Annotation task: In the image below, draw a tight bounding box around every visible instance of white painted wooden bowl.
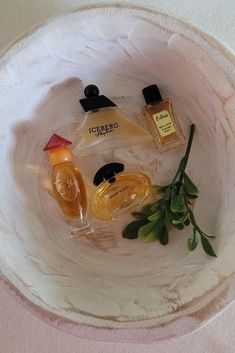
[1,4,235,342]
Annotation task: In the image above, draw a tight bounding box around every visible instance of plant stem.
[177,124,196,186]
[184,195,197,227]
[164,124,196,197]
[183,194,204,235]
[184,124,196,164]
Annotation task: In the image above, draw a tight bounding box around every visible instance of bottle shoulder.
[83,106,117,117]
[143,98,172,114]
[116,172,150,182]
[95,172,150,194]
[52,161,75,172]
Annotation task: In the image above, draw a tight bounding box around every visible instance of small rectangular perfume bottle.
[142,84,185,152]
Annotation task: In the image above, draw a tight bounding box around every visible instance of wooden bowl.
[0,3,235,342]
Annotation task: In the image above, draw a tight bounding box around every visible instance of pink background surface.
[1,1,235,352]
[1,281,235,352]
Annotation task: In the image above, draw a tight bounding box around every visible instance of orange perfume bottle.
[142,85,185,152]
[43,134,90,235]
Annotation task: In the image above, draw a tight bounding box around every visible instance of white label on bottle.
[152,110,176,137]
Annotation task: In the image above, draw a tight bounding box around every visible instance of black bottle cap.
[79,84,116,112]
[142,84,162,105]
[93,163,124,186]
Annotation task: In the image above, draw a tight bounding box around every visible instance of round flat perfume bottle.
[92,163,151,220]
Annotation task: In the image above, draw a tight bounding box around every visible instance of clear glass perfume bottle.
[91,163,151,220]
[43,134,90,236]
[142,84,185,152]
[73,85,153,156]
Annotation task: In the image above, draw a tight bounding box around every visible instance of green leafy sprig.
[122,124,216,257]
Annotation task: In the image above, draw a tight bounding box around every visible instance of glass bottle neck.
[146,99,163,107]
[48,147,73,166]
[86,106,117,115]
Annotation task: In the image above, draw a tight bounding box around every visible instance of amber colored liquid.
[142,99,185,152]
[52,161,87,221]
[74,107,152,156]
[92,173,151,220]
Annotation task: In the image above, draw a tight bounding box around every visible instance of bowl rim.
[0,2,235,343]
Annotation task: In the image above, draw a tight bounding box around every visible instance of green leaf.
[174,181,182,194]
[122,219,148,239]
[164,205,185,230]
[172,212,189,225]
[131,212,147,220]
[148,210,162,221]
[170,185,178,201]
[187,231,198,251]
[164,204,174,225]
[200,235,217,257]
[152,184,170,194]
[141,203,156,216]
[185,191,198,200]
[151,201,161,214]
[159,225,169,245]
[184,218,191,226]
[122,125,217,257]
[199,231,216,239]
[183,173,199,196]
[170,194,185,213]
[138,220,163,243]
[172,222,185,230]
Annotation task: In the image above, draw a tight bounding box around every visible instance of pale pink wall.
[0,281,235,353]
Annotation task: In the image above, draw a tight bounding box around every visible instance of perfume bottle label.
[89,123,119,137]
[54,167,79,201]
[152,110,176,137]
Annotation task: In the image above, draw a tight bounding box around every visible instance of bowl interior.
[0,5,235,334]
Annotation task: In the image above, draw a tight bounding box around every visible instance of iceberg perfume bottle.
[142,84,185,152]
[91,163,151,220]
[73,85,152,156]
[43,134,90,236]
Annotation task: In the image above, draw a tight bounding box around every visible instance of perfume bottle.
[142,84,185,152]
[92,163,151,220]
[73,85,152,156]
[43,134,90,235]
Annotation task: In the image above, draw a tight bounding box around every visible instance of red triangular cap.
[43,134,72,151]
